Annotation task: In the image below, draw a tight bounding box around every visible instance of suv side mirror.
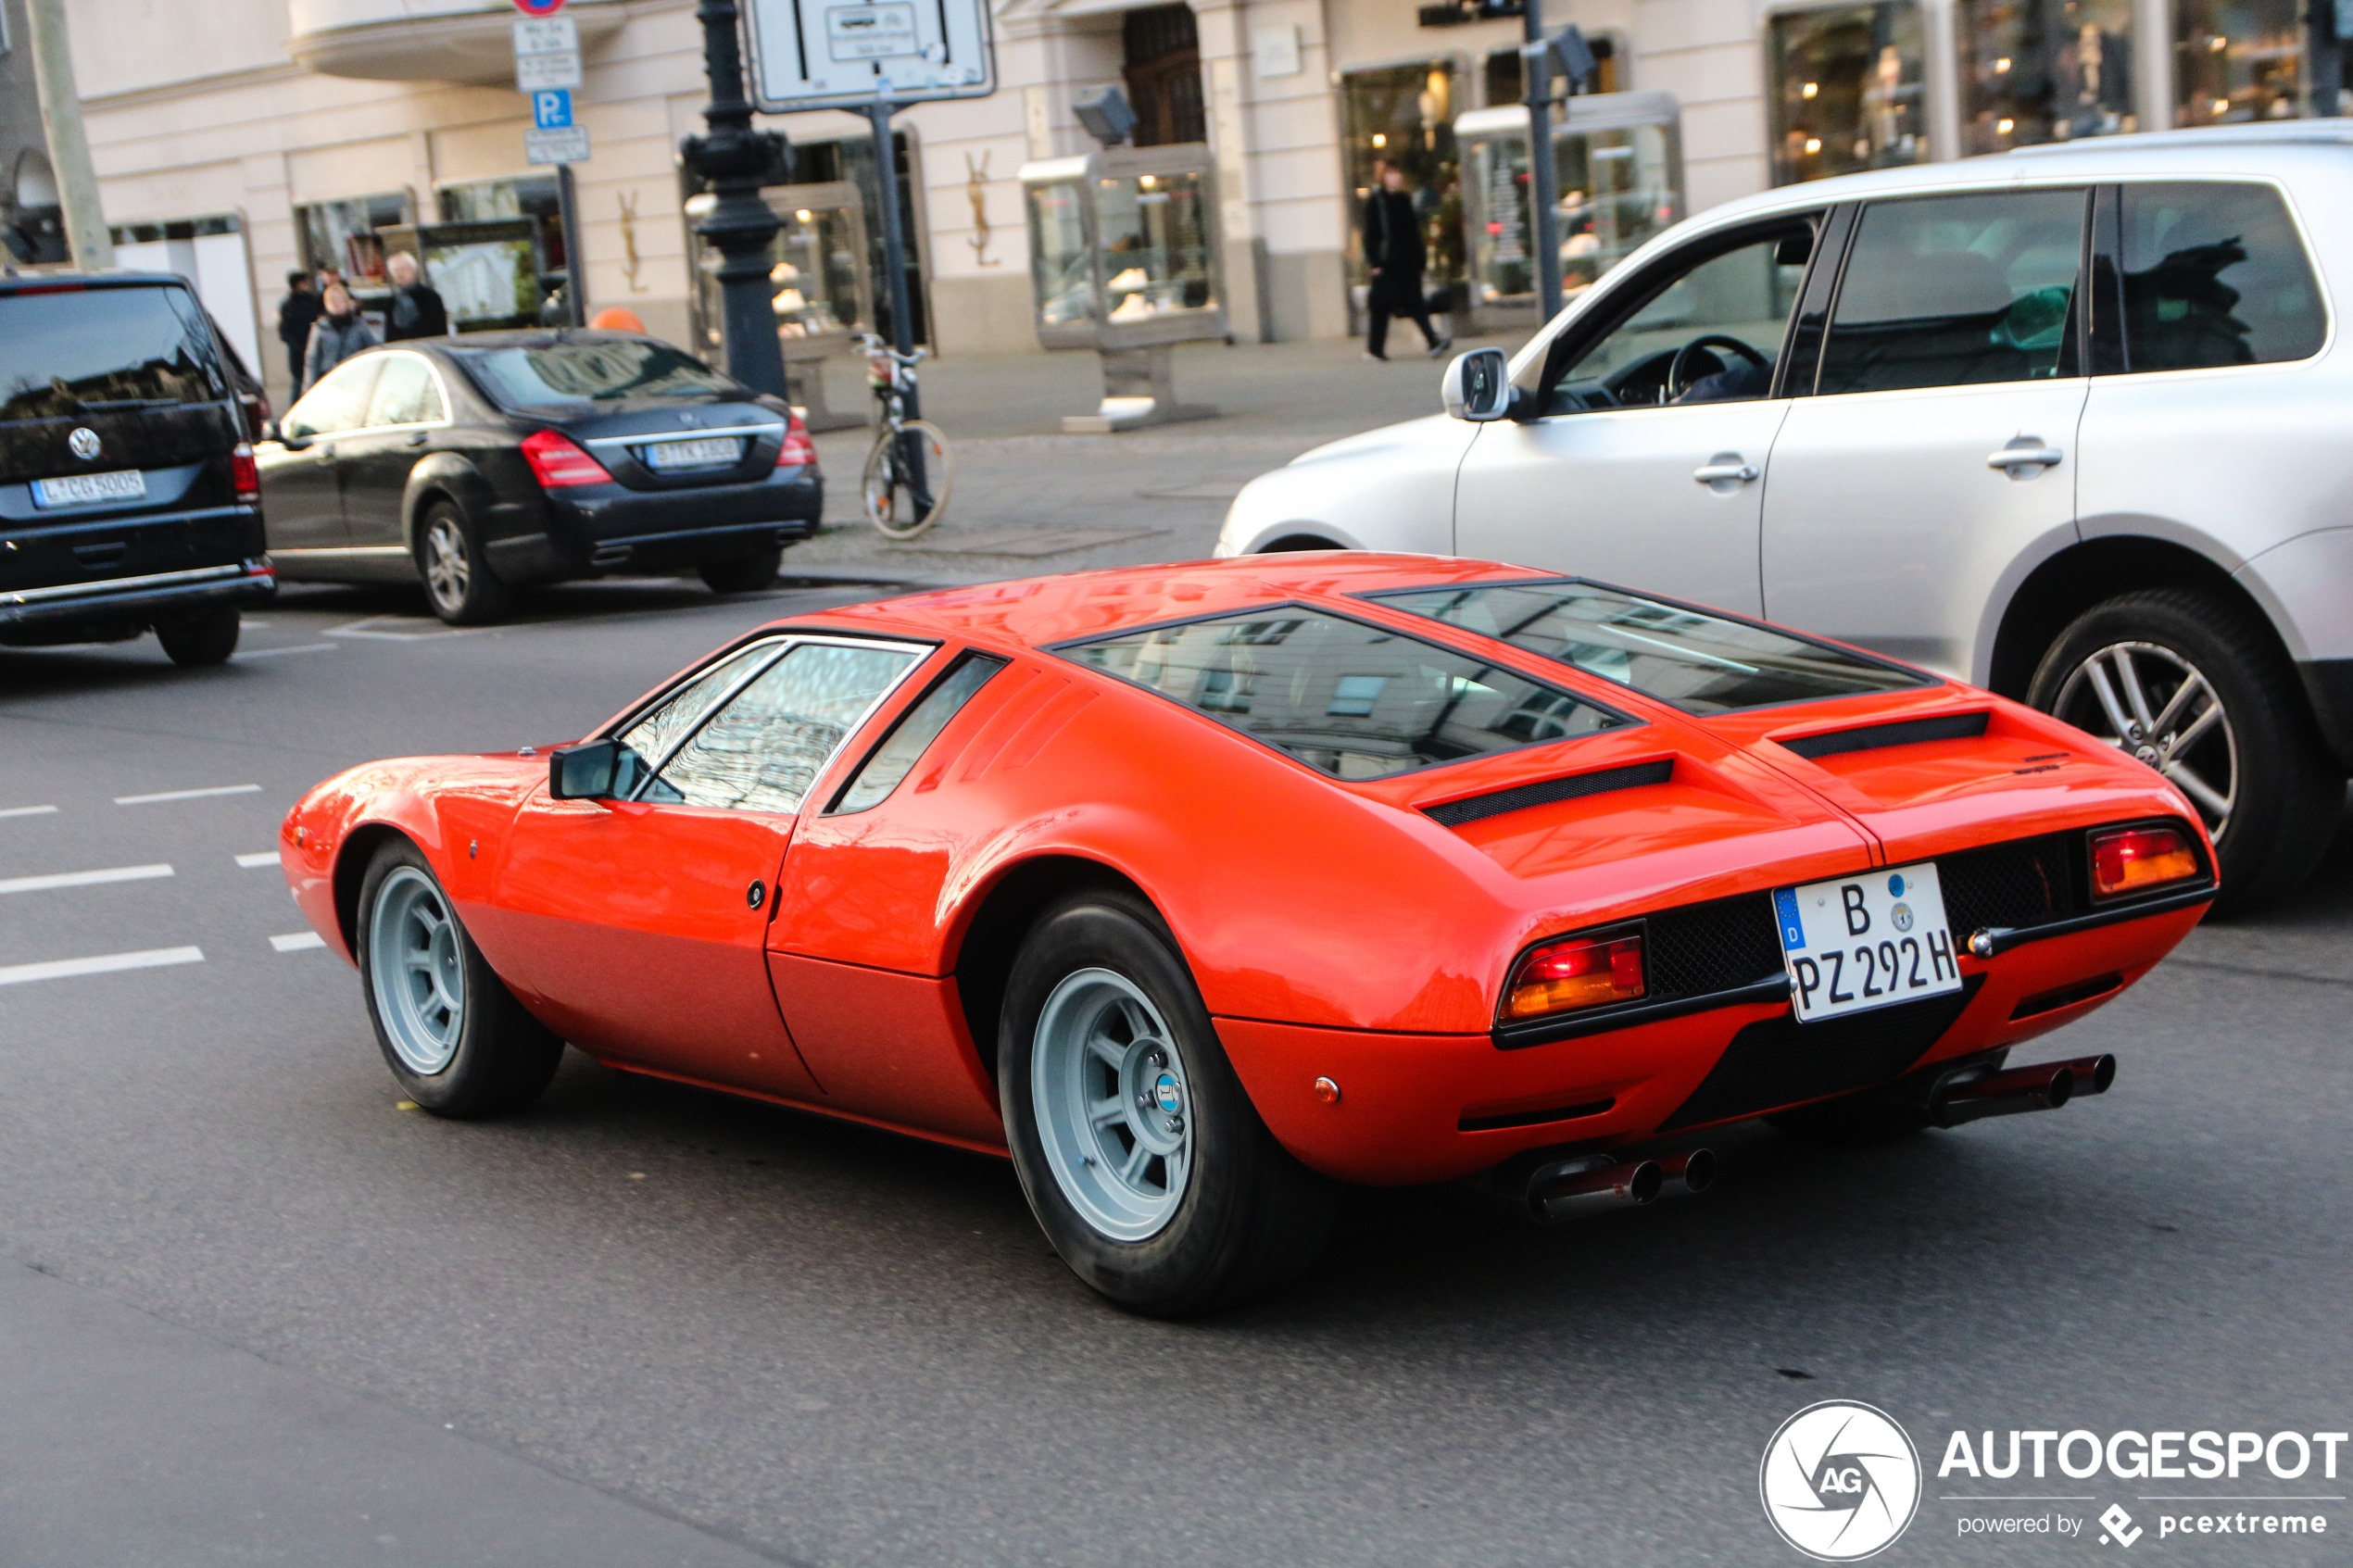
[1442,347,1511,422]
[549,738,620,799]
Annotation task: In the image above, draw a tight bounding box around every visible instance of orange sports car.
[282,556,2214,1314]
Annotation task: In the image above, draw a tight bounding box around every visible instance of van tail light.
[520,429,613,488]
[776,409,816,469]
[1503,927,1646,1021]
[231,442,260,503]
[2090,824,2201,900]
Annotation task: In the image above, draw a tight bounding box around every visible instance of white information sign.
[514,16,582,91]
[525,125,591,166]
[743,0,996,112]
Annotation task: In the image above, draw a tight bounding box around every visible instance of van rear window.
[0,286,225,420]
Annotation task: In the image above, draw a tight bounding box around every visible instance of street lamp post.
[682,0,788,396]
[1522,0,1564,325]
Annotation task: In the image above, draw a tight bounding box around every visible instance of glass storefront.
[1957,0,2138,151]
[1340,60,1465,307]
[296,191,412,290]
[2173,0,2304,123]
[1017,146,1222,350]
[686,185,872,363]
[1766,3,1931,184]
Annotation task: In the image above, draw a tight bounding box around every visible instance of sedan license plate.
[1774,862,1961,1023]
[644,436,742,471]
[31,470,146,508]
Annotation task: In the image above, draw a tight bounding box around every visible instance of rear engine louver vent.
[1776,710,1989,760]
[1423,759,1673,828]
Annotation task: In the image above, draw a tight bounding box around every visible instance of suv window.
[1817,188,2086,395]
[365,355,446,428]
[1543,226,1812,413]
[283,357,383,439]
[2114,182,2323,373]
[0,284,226,420]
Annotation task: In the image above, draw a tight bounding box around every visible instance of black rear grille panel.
[1938,833,2079,934]
[1778,710,1990,759]
[1424,759,1673,828]
[1658,976,1985,1131]
[1644,892,1786,999]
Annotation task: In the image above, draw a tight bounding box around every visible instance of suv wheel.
[2028,587,2344,911]
[418,502,511,625]
[155,606,240,667]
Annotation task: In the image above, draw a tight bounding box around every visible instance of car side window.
[1541,227,1812,415]
[365,355,446,428]
[646,642,923,813]
[829,653,1009,814]
[283,358,382,438]
[1816,188,2086,395]
[2114,182,2323,373]
[609,643,780,797]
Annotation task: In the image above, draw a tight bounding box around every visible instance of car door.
[336,351,449,548]
[1761,186,2092,679]
[1453,216,1822,617]
[492,634,929,1098]
[255,356,380,554]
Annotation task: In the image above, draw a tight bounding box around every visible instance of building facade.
[60,0,2351,405]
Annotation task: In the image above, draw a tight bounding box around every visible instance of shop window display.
[2172,0,2303,125]
[1340,61,1464,307]
[1957,0,2136,153]
[1766,3,1930,185]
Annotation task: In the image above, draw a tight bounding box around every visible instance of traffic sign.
[514,15,582,90]
[742,0,996,112]
[511,0,564,15]
[532,88,573,130]
[525,124,591,166]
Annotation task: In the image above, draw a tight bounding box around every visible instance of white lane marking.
[236,643,337,660]
[0,805,59,819]
[235,851,282,869]
[114,784,262,806]
[0,947,205,986]
[328,616,480,641]
[270,931,326,953]
[0,863,173,896]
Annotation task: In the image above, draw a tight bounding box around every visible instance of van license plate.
[1774,862,1963,1023]
[32,470,147,508]
[645,437,742,470]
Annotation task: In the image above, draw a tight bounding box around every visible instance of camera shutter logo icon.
[1759,1400,1922,1561]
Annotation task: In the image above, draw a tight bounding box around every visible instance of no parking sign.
[511,0,565,15]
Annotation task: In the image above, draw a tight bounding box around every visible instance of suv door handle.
[1692,459,1760,485]
[1986,444,2063,471]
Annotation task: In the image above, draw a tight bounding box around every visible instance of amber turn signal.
[1503,928,1645,1020]
[2090,824,2200,899]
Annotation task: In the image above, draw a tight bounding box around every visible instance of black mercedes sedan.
[255,331,821,623]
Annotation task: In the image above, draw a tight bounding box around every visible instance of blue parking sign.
[532,89,573,130]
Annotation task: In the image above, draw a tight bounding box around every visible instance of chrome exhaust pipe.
[1527,1155,1662,1223]
[1657,1148,1718,1197]
[1931,1054,2115,1128]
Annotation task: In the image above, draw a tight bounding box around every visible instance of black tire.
[155,605,240,666]
[999,889,1339,1316]
[416,500,511,626]
[356,840,562,1118]
[2026,587,2344,912]
[698,546,783,595]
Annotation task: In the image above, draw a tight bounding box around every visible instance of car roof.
[795,553,1544,653]
[0,270,197,295]
[429,329,670,351]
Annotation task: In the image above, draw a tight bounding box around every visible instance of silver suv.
[1217,124,2353,909]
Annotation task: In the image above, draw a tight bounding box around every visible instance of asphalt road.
[3,578,2349,1567]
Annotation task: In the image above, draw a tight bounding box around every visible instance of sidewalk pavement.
[784,331,1517,588]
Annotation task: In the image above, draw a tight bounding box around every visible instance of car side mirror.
[1442,347,1512,422]
[549,738,620,799]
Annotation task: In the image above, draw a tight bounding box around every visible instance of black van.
[1,272,274,664]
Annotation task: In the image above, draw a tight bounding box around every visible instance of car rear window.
[0,284,226,420]
[453,341,736,408]
[1368,579,1929,715]
[2115,182,2324,372]
[1057,607,1627,779]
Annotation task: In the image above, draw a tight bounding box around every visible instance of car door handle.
[405,432,429,447]
[1692,461,1759,485]
[1986,445,2063,470]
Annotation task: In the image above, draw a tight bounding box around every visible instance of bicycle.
[857,332,952,541]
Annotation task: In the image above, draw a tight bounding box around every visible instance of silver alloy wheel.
[368,866,467,1075]
[2053,639,2239,841]
[1031,967,1193,1242]
[423,515,470,613]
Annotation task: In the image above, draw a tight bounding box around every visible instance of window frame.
[1045,601,1642,783]
[2085,176,2334,381]
[824,649,1012,815]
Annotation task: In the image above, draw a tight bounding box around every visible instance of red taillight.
[231,442,259,503]
[1503,927,1646,1021]
[520,429,613,488]
[2091,824,2201,899]
[776,409,815,469]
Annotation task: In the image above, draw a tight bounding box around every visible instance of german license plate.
[644,436,742,470]
[31,470,146,508]
[1774,862,1962,1023]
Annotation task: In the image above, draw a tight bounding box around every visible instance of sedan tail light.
[521,429,614,488]
[1503,926,1646,1021]
[2090,823,2201,899]
[776,409,815,469]
[231,442,260,503]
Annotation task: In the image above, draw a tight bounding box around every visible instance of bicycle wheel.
[862,420,954,541]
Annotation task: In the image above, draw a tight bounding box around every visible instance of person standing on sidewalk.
[275,271,323,389]
[1361,164,1451,362]
[301,281,378,392]
[382,251,448,341]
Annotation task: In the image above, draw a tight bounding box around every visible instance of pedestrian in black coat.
[383,251,450,341]
[276,271,324,387]
[1361,165,1452,361]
